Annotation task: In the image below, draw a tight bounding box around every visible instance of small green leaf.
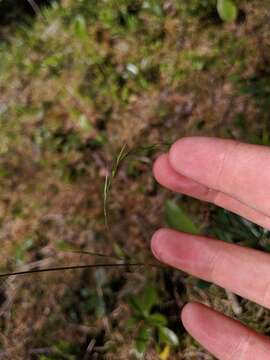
[127,316,138,328]
[135,326,151,354]
[78,114,93,132]
[197,279,212,289]
[147,313,167,327]
[165,200,199,235]
[113,243,126,259]
[217,0,238,22]
[14,238,34,264]
[74,15,87,38]
[142,284,158,314]
[158,326,179,347]
[128,295,143,315]
[56,241,76,251]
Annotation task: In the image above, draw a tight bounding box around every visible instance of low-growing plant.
[238,75,270,112]
[128,284,179,359]
[207,207,270,251]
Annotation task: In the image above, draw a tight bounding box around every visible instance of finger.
[169,137,270,217]
[153,154,270,229]
[181,302,270,360]
[151,229,270,309]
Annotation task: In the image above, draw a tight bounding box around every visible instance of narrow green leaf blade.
[165,200,199,235]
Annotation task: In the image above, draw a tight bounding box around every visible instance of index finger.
[169,137,270,217]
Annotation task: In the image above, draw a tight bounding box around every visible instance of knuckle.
[208,248,223,283]
[216,141,241,190]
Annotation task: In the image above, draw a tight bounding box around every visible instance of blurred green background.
[0,0,270,359]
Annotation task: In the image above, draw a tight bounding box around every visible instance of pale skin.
[151,137,270,359]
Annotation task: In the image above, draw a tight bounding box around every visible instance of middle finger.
[151,228,270,309]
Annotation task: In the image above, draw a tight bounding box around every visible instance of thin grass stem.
[0,263,161,278]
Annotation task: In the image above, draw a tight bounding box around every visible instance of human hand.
[151,137,270,359]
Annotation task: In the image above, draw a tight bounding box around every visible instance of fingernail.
[151,229,205,272]
[151,229,164,262]
[151,228,183,266]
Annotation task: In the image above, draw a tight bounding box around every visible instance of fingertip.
[169,136,236,190]
[181,302,202,331]
[169,137,198,174]
[152,152,198,194]
[150,228,170,261]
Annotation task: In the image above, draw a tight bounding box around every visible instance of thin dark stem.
[0,263,161,278]
[64,250,118,259]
